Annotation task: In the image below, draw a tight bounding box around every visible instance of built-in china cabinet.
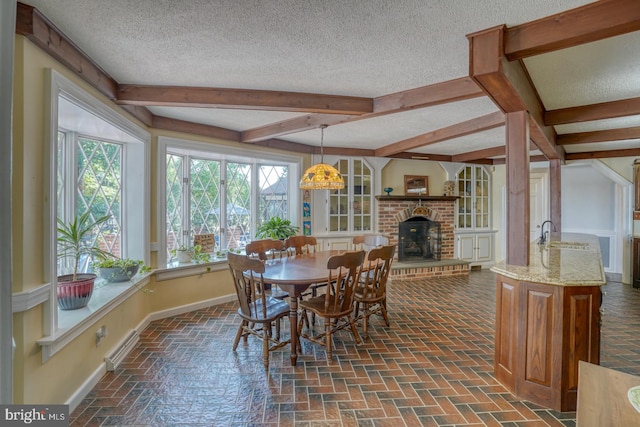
[442,163,495,266]
[312,156,388,250]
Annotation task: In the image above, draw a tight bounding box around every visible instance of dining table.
[261,250,345,366]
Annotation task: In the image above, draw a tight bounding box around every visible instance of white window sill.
[37,259,230,362]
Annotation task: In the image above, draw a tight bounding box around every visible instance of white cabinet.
[456,232,493,265]
[316,237,352,251]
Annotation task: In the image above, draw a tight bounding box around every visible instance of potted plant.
[255,217,299,240]
[56,212,111,310]
[170,244,211,264]
[94,257,150,282]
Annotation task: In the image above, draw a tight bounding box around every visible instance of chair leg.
[263,322,271,370]
[380,300,390,326]
[349,314,362,345]
[233,321,246,351]
[362,303,370,340]
[325,319,332,360]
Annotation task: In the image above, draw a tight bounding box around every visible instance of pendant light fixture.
[299,125,345,190]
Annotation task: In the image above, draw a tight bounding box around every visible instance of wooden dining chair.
[284,235,318,255]
[227,252,291,370]
[352,234,389,251]
[297,250,365,361]
[245,238,286,260]
[285,235,325,324]
[353,245,395,340]
[246,239,288,298]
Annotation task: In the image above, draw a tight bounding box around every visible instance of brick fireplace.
[376,195,469,278]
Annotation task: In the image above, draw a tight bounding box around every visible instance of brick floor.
[69,270,640,426]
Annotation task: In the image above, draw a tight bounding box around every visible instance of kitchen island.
[491,233,605,412]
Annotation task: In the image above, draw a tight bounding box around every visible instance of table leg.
[289,294,299,365]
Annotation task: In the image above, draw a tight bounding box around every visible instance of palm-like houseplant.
[57,212,112,310]
[255,217,299,240]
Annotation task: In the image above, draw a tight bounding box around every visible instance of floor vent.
[105,330,139,372]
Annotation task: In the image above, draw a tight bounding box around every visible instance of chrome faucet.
[538,220,557,245]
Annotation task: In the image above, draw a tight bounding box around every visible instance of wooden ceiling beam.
[467,26,564,162]
[15,2,154,126]
[491,154,547,165]
[116,84,373,115]
[452,146,505,163]
[545,97,640,125]
[15,3,116,99]
[374,111,504,157]
[152,116,241,141]
[241,114,354,142]
[373,77,484,113]
[386,152,454,163]
[558,126,640,145]
[240,77,484,143]
[565,147,640,161]
[504,0,640,60]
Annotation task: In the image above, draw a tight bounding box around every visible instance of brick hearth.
[376,196,469,278]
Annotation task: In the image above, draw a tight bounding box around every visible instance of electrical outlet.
[95,325,108,346]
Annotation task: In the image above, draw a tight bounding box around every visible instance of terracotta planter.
[57,273,96,310]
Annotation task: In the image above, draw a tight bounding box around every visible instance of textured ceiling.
[21,0,640,160]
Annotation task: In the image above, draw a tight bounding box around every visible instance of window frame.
[157,136,302,266]
[43,69,150,355]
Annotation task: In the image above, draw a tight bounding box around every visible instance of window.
[159,137,301,264]
[45,69,149,340]
[57,133,124,275]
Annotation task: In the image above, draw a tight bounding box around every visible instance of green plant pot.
[99,265,140,282]
[57,273,96,310]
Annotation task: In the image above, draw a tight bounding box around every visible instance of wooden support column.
[549,159,562,238]
[506,111,530,266]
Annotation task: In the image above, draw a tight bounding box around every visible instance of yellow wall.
[9,36,279,405]
[381,159,447,195]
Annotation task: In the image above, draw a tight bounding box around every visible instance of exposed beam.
[15,2,154,126]
[491,154,547,165]
[251,138,314,154]
[15,3,116,98]
[558,126,640,145]
[451,146,505,163]
[505,111,530,266]
[549,159,562,238]
[565,147,640,160]
[116,84,373,115]
[467,26,563,161]
[387,152,454,163]
[545,97,640,126]
[322,146,376,157]
[152,116,240,142]
[505,0,640,60]
[241,114,354,142]
[375,111,504,157]
[373,77,484,113]
[529,116,564,161]
[241,77,484,143]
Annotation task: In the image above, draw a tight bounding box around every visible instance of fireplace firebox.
[398,217,441,262]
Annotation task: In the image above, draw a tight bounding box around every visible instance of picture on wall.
[404,175,429,195]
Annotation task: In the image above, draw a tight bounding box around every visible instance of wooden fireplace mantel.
[375,195,459,201]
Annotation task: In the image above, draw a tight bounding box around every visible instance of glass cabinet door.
[328,158,373,233]
[474,167,489,228]
[456,165,490,230]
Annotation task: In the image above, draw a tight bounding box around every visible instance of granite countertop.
[491,233,606,287]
